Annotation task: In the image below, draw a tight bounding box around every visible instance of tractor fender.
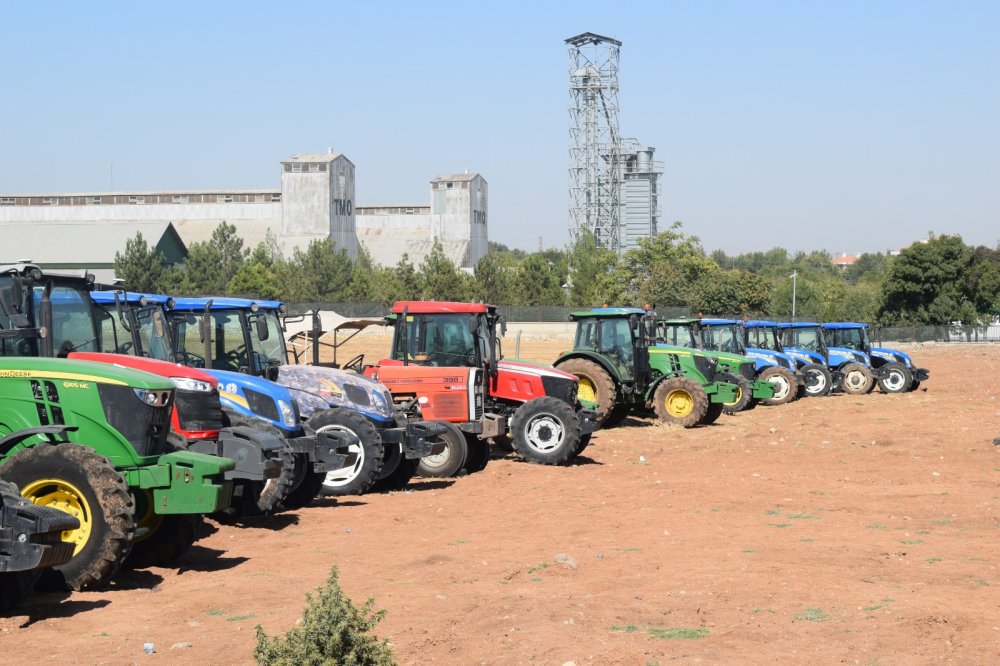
[553,351,627,384]
[642,370,685,401]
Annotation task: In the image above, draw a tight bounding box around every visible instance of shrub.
[254,566,396,665]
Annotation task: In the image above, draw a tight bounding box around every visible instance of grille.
[98,384,173,457]
[175,388,225,432]
[692,354,714,380]
[343,383,371,407]
[245,388,280,422]
[473,369,484,419]
[541,375,577,407]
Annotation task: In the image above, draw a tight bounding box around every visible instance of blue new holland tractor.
[744,320,828,398]
[823,322,929,393]
[778,322,876,395]
[698,318,800,406]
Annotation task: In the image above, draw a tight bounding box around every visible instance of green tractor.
[553,308,740,428]
[0,265,233,590]
[657,317,775,414]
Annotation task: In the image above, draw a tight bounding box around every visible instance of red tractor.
[362,301,598,473]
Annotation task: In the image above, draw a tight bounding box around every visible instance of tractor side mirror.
[499,315,507,337]
[152,310,166,339]
[629,314,639,330]
[468,314,478,334]
[255,316,269,341]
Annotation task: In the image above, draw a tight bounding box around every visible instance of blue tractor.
[698,318,800,406]
[165,297,446,497]
[778,322,875,395]
[744,320,829,398]
[90,290,358,510]
[823,322,929,393]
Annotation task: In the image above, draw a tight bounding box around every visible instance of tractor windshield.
[392,313,479,367]
[703,324,745,354]
[830,327,870,353]
[94,301,174,361]
[782,326,827,353]
[0,275,99,357]
[657,322,701,348]
[248,310,288,367]
[745,325,781,351]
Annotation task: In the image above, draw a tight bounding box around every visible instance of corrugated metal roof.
[0,189,278,197]
[0,221,183,263]
[431,173,482,183]
[282,152,341,163]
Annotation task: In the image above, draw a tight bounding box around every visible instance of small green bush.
[254,566,396,666]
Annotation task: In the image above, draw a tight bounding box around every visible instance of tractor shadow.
[208,512,301,532]
[13,593,112,627]
[396,479,457,492]
[175,545,249,575]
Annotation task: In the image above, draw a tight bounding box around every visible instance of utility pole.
[790,271,798,322]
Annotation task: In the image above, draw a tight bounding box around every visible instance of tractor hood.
[744,348,797,372]
[827,346,871,368]
[870,347,913,368]
[783,347,826,367]
[206,369,301,432]
[69,352,217,386]
[276,365,395,423]
[497,359,579,382]
[0,356,175,391]
[703,350,754,368]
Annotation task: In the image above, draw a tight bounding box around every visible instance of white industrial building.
[0,151,488,280]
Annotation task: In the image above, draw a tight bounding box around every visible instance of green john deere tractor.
[553,308,740,428]
[658,317,774,414]
[0,265,233,590]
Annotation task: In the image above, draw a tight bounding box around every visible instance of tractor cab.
[566,307,654,388]
[699,319,747,355]
[778,322,830,366]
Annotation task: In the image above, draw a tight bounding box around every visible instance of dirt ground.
[3,341,999,665]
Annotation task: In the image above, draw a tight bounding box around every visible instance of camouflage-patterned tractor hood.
[276,365,395,423]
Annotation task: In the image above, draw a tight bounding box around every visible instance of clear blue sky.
[2,1,997,256]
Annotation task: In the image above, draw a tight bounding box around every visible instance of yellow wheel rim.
[724,386,743,407]
[21,477,92,556]
[577,376,598,403]
[133,490,162,544]
[665,389,694,417]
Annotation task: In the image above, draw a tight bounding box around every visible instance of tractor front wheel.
[653,377,709,428]
[371,445,421,492]
[310,409,384,496]
[510,397,581,465]
[462,435,491,474]
[554,358,618,427]
[717,372,753,414]
[877,361,913,393]
[0,443,134,591]
[799,363,833,397]
[759,366,797,406]
[840,363,874,395]
[417,422,468,478]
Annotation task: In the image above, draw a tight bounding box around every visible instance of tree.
[419,241,470,301]
[692,269,771,315]
[517,254,564,306]
[228,231,287,299]
[113,232,170,292]
[567,229,618,306]
[474,251,519,305]
[283,239,354,302]
[175,221,250,295]
[879,235,975,324]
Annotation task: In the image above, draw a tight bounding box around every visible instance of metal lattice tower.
[566,32,623,253]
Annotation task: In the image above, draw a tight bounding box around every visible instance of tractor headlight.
[170,377,213,393]
[278,399,297,427]
[371,388,393,417]
[133,388,168,406]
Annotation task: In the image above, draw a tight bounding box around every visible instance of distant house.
[0,220,187,284]
[832,253,858,269]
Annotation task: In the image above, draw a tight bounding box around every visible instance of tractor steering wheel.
[343,354,365,373]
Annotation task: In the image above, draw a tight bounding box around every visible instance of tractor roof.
[822,322,869,329]
[569,307,646,319]
[168,296,284,312]
[91,290,172,306]
[745,320,778,328]
[391,301,493,315]
[700,318,739,326]
[660,317,700,325]
[776,322,822,329]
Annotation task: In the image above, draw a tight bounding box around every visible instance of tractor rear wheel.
[701,401,724,425]
[877,361,912,393]
[510,397,581,465]
[417,422,467,478]
[462,434,491,474]
[653,377,709,428]
[717,372,753,414]
[759,366,797,406]
[602,404,630,428]
[799,363,833,397]
[840,363,874,395]
[310,409,384,496]
[0,443,135,591]
[127,491,201,569]
[554,358,617,427]
[909,379,921,392]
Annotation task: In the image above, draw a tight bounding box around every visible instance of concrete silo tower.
[280,151,359,258]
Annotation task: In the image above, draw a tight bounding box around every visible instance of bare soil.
[3,342,999,665]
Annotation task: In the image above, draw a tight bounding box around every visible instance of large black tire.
[0,443,135,591]
[799,363,833,397]
[370,444,417,492]
[309,409,384,496]
[276,464,325,510]
[717,372,753,414]
[653,377,709,428]
[126,500,202,570]
[701,401,724,425]
[510,397,581,465]
[491,433,514,452]
[575,433,592,455]
[554,358,618,427]
[909,379,922,392]
[417,422,468,478]
[840,362,874,395]
[759,366,797,406]
[462,434,491,474]
[601,404,630,428]
[877,361,912,393]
